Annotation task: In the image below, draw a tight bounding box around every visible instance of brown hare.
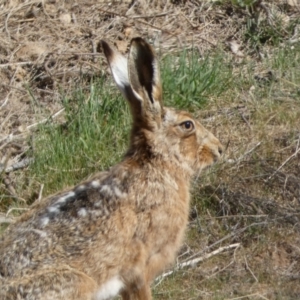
[0,38,223,300]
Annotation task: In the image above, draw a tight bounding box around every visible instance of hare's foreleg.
[121,284,152,300]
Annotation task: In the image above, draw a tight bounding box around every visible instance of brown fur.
[0,38,223,300]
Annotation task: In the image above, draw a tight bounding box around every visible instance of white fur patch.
[40,217,49,228]
[55,191,75,204]
[94,200,102,208]
[93,276,124,300]
[101,185,112,196]
[91,180,101,188]
[47,206,59,214]
[77,208,88,217]
[113,186,126,198]
[76,185,86,192]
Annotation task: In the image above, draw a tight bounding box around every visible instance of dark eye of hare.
[180,121,194,131]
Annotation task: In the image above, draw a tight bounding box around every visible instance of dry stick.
[3,158,34,173]
[0,213,14,224]
[91,40,97,63]
[4,8,12,40]
[0,108,65,147]
[72,13,77,24]
[181,11,198,29]
[0,83,27,93]
[6,207,29,217]
[59,52,102,56]
[155,243,240,283]
[235,142,261,163]
[182,222,267,264]
[131,11,173,19]
[38,184,44,202]
[201,260,235,283]
[226,294,269,300]
[240,113,252,130]
[244,255,258,283]
[202,214,268,220]
[0,61,34,68]
[97,8,176,37]
[266,136,300,181]
[197,34,218,47]
[3,176,17,196]
[0,91,11,108]
[27,108,65,130]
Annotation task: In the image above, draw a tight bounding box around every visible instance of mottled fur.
[0,38,223,300]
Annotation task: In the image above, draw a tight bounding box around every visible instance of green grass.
[29,80,131,196]
[161,50,233,110]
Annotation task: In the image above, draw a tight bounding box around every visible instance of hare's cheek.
[199,145,216,167]
[179,135,198,161]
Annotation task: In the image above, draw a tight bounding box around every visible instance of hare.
[0,37,223,300]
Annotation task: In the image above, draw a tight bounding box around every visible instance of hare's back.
[0,172,136,279]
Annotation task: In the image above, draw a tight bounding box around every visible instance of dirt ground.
[1,0,300,299]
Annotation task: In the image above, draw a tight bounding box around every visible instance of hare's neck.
[121,154,193,185]
[126,129,195,178]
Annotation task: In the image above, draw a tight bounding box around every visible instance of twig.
[38,184,44,202]
[201,214,268,220]
[71,13,77,24]
[6,207,29,217]
[98,8,176,36]
[182,222,267,263]
[3,158,34,173]
[0,91,11,108]
[202,260,235,282]
[91,40,97,63]
[0,213,14,224]
[181,11,198,29]
[240,113,252,130]
[3,176,17,196]
[197,35,217,47]
[244,256,258,282]
[226,293,270,300]
[0,108,65,146]
[235,142,261,163]
[266,136,300,181]
[0,61,34,68]
[178,243,240,269]
[155,243,240,283]
[131,11,173,19]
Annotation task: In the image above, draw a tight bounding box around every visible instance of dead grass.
[1,0,300,299]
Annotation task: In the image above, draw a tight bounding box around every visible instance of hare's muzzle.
[206,134,223,163]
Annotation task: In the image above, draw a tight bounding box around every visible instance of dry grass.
[1,0,300,299]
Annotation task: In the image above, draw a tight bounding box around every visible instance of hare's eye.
[180,121,194,132]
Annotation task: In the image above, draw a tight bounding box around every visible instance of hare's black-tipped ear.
[100,40,142,117]
[129,38,163,127]
[101,38,163,129]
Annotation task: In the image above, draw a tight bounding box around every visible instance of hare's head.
[101,38,222,175]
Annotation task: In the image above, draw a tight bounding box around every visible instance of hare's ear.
[100,40,142,118]
[101,38,163,129]
[128,37,163,128]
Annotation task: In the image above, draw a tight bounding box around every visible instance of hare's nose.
[218,145,223,156]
